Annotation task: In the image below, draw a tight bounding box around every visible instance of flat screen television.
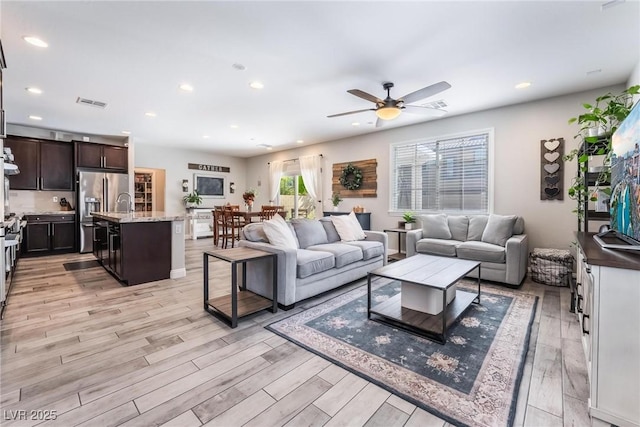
[194,174,225,199]
[594,100,640,251]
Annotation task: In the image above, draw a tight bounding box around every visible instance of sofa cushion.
[448,215,469,242]
[331,212,366,241]
[291,219,329,249]
[319,217,341,243]
[308,243,363,268]
[457,241,506,263]
[243,223,268,242]
[296,249,335,278]
[344,240,384,260]
[514,216,525,235]
[263,214,298,249]
[467,216,489,241]
[419,214,452,239]
[481,214,517,247]
[415,238,460,257]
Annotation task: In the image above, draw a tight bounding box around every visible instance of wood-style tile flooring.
[0,238,590,426]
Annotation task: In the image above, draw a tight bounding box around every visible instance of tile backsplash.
[9,190,75,214]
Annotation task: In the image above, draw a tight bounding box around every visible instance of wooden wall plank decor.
[332,159,377,198]
[540,138,564,200]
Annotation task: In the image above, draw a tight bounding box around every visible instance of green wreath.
[339,163,363,190]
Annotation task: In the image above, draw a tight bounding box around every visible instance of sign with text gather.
[188,163,230,173]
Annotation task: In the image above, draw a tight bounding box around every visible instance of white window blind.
[391,132,490,214]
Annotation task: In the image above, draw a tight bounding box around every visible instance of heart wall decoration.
[540,138,564,200]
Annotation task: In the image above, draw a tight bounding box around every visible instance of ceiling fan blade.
[399,81,451,105]
[327,108,374,118]
[402,105,448,117]
[347,89,384,104]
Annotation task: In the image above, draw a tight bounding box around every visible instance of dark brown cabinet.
[23,214,76,256]
[93,217,171,285]
[76,142,128,172]
[4,136,74,191]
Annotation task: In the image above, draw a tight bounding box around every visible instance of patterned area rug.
[267,279,537,427]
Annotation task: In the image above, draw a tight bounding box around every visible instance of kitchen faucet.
[116,192,134,212]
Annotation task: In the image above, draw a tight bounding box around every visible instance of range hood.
[3,148,20,176]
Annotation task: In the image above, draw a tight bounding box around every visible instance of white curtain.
[268,160,284,203]
[299,155,322,206]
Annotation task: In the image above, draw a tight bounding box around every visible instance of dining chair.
[221,206,243,248]
[259,205,280,221]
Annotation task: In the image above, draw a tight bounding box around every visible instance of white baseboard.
[170,268,186,279]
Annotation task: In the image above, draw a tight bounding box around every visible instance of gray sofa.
[239,217,388,308]
[406,214,528,287]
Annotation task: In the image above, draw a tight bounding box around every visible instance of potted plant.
[403,211,416,230]
[564,85,639,219]
[243,189,256,210]
[183,190,202,209]
[331,192,342,211]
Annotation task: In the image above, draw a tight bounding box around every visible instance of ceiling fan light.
[375,107,401,120]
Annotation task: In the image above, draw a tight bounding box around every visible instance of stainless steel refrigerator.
[78,171,129,253]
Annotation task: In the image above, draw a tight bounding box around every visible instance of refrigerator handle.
[104,177,108,212]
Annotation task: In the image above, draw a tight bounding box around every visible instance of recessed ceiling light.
[179,83,194,92]
[29,115,43,121]
[23,36,48,48]
[203,135,210,139]
[352,122,360,126]
[26,87,43,94]
[249,81,264,90]
[266,146,273,151]
[296,140,304,144]
[230,124,239,129]
[145,112,157,117]
[515,82,531,89]
[121,130,131,135]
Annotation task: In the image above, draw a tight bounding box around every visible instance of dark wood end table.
[203,247,277,328]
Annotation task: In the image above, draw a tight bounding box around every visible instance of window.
[277,161,316,219]
[390,130,491,214]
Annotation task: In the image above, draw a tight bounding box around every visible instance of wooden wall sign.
[332,159,377,198]
[188,163,230,173]
[540,138,564,200]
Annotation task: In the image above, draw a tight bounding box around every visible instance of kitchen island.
[91,211,185,285]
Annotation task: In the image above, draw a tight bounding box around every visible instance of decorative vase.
[333,206,339,212]
[246,201,253,212]
[405,223,413,230]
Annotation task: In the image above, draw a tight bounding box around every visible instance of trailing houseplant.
[564,85,639,218]
[182,190,202,208]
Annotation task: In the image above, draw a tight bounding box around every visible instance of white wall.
[133,143,248,215]
[628,58,640,102]
[246,85,625,252]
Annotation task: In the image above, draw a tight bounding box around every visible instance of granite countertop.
[91,211,185,223]
[21,211,76,215]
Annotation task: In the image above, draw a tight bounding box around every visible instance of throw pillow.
[263,214,298,249]
[419,214,452,239]
[291,219,329,249]
[448,215,469,242]
[331,212,366,241]
[467,216,489,241]
[481,214,517,247]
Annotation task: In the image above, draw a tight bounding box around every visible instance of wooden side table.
[203,247,277,328]
[384,228,409,262]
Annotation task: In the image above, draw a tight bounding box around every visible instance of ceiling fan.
[328,81,451,127]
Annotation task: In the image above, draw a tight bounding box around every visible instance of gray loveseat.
[239,217,388,308]
[406,214,528,287]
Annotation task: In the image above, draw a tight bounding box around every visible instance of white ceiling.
[2,1,639,158]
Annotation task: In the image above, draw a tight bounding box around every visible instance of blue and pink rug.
[267,278,537,427]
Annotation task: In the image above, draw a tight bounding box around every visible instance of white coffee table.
[367,254,481,344]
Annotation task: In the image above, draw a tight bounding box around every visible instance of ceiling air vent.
[76,97,107,109]
[420,99,448,109]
